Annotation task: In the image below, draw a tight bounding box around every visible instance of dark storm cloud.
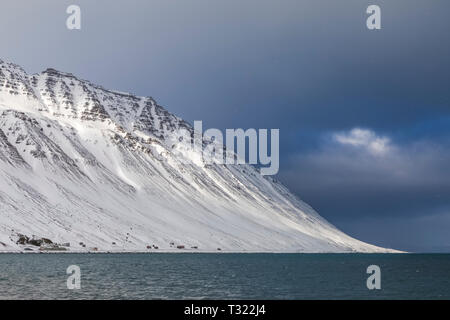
[278,126,450,252]
[280,127,450,218]
[0,0,449,251]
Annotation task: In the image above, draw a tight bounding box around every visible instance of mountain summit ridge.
[0,59,396,252]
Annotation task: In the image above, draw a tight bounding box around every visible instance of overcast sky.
[1,0,449,252]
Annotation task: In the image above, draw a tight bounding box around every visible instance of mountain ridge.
[0,58,398,253]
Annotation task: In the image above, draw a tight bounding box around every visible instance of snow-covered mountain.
[0,59,394,252]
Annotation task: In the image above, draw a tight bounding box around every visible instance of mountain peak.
[42,67,75,78]
[0,59,190,147]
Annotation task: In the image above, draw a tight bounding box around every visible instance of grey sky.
[1,0,449,251]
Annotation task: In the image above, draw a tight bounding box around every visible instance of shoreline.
[0,250,406,254]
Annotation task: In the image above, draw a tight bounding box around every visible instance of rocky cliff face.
[0,59,393,252]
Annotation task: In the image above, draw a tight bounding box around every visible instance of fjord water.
[0,253,448,300]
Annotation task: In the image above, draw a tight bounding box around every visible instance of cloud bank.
[280,128,450,251]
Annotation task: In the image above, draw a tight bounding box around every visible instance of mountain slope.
[0,59,395,252]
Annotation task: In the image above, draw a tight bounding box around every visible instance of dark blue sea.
[0,253,448,299]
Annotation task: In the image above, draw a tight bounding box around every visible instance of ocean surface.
[0,253,448,300]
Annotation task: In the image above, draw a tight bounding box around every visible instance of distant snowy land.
[0,59,398,253]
